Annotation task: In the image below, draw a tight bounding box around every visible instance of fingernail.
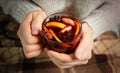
[77,55,81,60]
[32,29,39,35]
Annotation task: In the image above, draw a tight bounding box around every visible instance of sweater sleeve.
[83,0,120,38]
[32,0,66,16]
[0,0,42,23]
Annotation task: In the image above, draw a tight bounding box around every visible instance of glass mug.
[41,13,82,54]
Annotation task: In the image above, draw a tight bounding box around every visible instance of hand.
[17,10,46,58]
[45,22,93,68]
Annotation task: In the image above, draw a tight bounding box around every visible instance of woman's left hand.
[45,22,93,68]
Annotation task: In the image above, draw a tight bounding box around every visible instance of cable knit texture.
[0,0,42,23]
[0,0,120,38]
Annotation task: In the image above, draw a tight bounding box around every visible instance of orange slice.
[60,44,71,48]
[49,29,62,43]
[74,21,80,38]
[59,26,72,34]
[62,17,75,26]
[46,22,66,29]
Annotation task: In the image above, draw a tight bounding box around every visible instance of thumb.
[31,11,46,35]
[75,23,93,60]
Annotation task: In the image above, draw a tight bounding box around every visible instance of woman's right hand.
[17,10,46,58]
[45,22,93,68]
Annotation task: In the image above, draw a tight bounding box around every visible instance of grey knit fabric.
[0,0,42,23]
[0,0,120,38]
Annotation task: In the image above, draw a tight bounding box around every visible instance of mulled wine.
[41,13,82,53]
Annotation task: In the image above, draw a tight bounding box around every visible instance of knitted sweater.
[0,0,120,38]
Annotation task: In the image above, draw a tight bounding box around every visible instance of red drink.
[41,13,82,53]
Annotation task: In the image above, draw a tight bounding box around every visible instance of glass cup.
[41,12,82,54]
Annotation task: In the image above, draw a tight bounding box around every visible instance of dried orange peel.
[49,29,62,43]
[46,22,66,29]
[74,21,80,37]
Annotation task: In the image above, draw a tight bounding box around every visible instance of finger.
[47,50,88,68]
[79,47,92,60]
[49,54,88,68]
[31,11,46,35]
[22,12,33,25]
[51,57,72,68]
[23,44,43,53]
[19,36,43,58]
[24,49,42,59]
[45,48,75,62]
[20,13,40,44]
[49,53,88,68]
[20,31,40,45]
[75,23,93,60]
[48,54,63,67]
[17,13,33,39]
[60,66,72,69]
[65,60,88,66]
[47,53,72,68]
[24,36,40,45]
[21,37,43,58]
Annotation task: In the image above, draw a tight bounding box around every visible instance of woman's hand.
[17,10,46,58]
[45,22,93,68]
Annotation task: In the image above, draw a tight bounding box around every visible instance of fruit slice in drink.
[42,13,82,53]
[46,22,66,29]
